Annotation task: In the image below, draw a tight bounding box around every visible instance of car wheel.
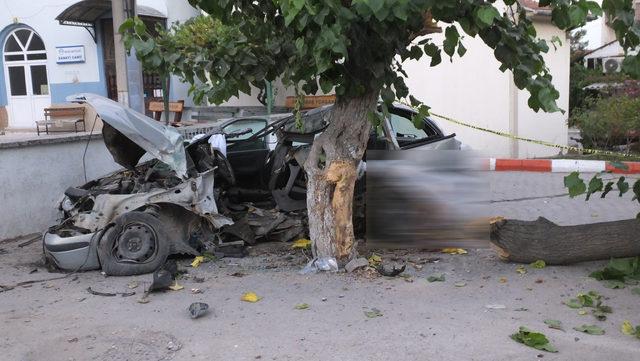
[98,211,169,276]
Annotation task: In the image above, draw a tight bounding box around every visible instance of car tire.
[98,211,169,276]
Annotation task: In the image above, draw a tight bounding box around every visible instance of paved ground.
[0,172,639,361]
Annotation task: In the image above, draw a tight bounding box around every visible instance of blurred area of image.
[366,150,490,249]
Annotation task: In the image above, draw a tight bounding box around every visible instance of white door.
[3,28,50,129]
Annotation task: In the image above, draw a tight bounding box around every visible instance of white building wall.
[403,18,569,158]
[516,22,570,158]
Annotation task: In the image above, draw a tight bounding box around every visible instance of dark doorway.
[100,17,166,112]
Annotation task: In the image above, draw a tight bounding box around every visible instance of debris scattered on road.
[191,288,202,294]
[516,265,527,275]
[191,256,205,268]
[544,319,563,331]
[86,287,135,297]
[531,260,546,269]
[590,257,640,285]
[291,239,311,249]
[441,248,467,255]
[454,282,467,287]
[345,258,369,273]
[427,273,445,282]
[241,292,262,303]
[294,303,309,310]
[510,327,558,353]
[563,291,611,321]
[485,304,506,310]
[168,281,184,291]
[573,325,605,335]
[188,302,209,319]
[499,277,508,283]
[364,308,383,318]
[67,337,78,343]
[193,276,205,283]
[28,268,38,274]
[127,281,139,289]
[621,320,640,339]
[376,264,406,277]
[367,254,382,267]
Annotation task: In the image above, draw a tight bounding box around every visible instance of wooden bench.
[36,107,86,135]
[148,100,189,125]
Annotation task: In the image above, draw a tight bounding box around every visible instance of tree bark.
[305,91,378,266]
[490,217,640,264]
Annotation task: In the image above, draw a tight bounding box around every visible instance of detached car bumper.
[43,231,101,271]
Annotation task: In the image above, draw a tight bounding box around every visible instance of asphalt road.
[0,172,638,361]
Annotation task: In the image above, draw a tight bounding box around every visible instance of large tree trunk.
[491,217,640,264]
[305,91,378,266]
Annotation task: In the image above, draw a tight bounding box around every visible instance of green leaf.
[457,43,467,57]
[364,308,383,318]
[427,273,445,282]
[476,5,501,27]
[294,303,310,310]
[443,26,460,58]
[617,177,630,196]
[380,87,395,105]
[573,325,605,335]
[510,327,558,353]
[423,43,442,67]
[530,260,546,269]
[633,179,640,202]
[564,172,586,198]
[586,175,603,201]
[601,181,615,198]
[544,319,564,331]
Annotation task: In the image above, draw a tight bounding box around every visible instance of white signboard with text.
[56,46,85,64]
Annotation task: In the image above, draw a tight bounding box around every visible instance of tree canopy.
[122,0,640,114]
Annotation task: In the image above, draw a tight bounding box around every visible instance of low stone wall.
[0,133,122,240]
[0,124,220,241]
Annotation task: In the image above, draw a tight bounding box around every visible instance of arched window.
[4,28,47,62]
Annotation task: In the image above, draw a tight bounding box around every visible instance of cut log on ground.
[490,217,640,265]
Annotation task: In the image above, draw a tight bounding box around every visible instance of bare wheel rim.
[113,222,158,264]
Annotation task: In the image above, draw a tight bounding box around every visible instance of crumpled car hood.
[67,93,187,178]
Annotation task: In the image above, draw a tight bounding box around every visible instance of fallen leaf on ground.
[137,297,150,304]
[514,307,528,311]
[516,266,527,275]
[573,325,605,335]
[621,321,635,335]
[368,254,382,267]
[499,277,508,283]
[191,256,205,268]
[364,308,383,318]
[544,319,564,331]
[578,310,587,315]
[535,278,544,284]
[168,281,184,291]
[510,327,558,353]
[127,281,138,289]
[291,239,311,249]
[241,292,262,303]
[427,273,445,282]
[454,282,467,287]
[530,260,546,269]
[441,248,467,255]
[294,303,309,310]
[191,288,202,294]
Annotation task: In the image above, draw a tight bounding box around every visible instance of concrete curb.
[487,158,640,174]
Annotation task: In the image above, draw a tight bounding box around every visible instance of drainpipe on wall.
[508,72,519,158]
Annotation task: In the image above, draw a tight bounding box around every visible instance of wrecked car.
[219,102,462,212]
[43,94,304,276]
